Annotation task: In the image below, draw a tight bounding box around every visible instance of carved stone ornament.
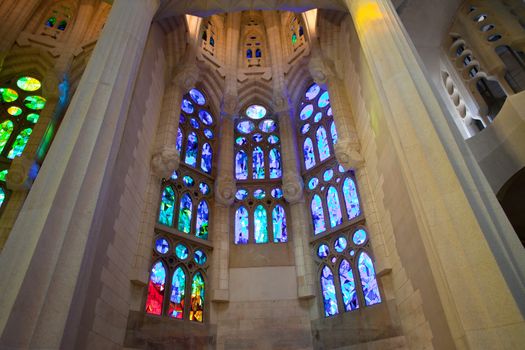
[222,90,238,116]
[334,140,364,170]
[283,171,304,204]
[151,146,180,179]
[215,176,236,206]
[174,64,199,92]
[308,54,331,85]
[6,155,38,191]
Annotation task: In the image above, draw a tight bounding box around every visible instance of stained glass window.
[200,143,212,174]
[339,259,359,311]
[235,206,249,244]
[190,272,205,322]
[178,193,193,234]
[272,205,287,243]
[316,126,330,161]
[343,178,360,220]
[254,205,268,244]
[0,120,14,154]
[311,195,326,235]
[321,265,339,316]
[168,267,186,319]
[159,186,175,226]
[185,132,198,167]
[253,146,265,179]
[145,261,166,315]
[236,150,248,180]
[327,187,343,228]
[269,148,282,179]
[358,252,382,306]
[304,138,316,169]
[196,201,209,239]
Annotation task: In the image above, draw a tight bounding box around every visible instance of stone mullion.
[345,0,525,348]
[0,0,161,347]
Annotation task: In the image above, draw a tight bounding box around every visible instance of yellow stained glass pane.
[7,106,22,116]
[0,88,18,103]
[17,77,41,92]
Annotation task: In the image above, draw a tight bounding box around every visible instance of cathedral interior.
[0,0,525,349]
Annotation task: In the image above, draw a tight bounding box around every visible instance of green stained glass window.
[0,120,14,154]
[0,88,18,103]
[27,114,40,124]
[46,17,57,27]
[0,170,7,182]
[292,33,297,44]
[24,96,47,110]
[17,77,41,92]
[0,187,5,208]
[8,128,32,159]
[190,272,205,322]
[7,107,22,116]
[158,186,175,226]
[178,193,193,234]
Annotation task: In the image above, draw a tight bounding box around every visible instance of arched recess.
[497,167,525,248]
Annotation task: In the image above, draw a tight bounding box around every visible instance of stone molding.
[283,170,304,204]
[215,176,236,206]
[150,145,180,179]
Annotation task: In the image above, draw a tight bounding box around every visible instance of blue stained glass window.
[237,120,255,134]
[190,88,206,105]
[200,142,213,174]
[301,124,311,134]
[199,182,210,195]
[196,201,209,239]
[311,194,326,235]
[269,148,282,179]
[306,83,321,100]
[321,266,339,316]
[246,105,267,119]
[252,133,263,143]
[176,127,183,152]
[178,193,193,234]
[339,259,359,311]
[159,186,175,226]
[183,175,194,187]
[185,132,198,167]
[255,49,262,58]
[204,129,213,139]
[358,252,382,306]
[247,49,253,58]
[300,104,314,120]
[235,150,248,180]
[181,99,194,114]
[323,169,334,181]
[272,205,287,243]
[169,267,186,319]
[236,189,248,200]
[190,118,199,129]
[271,188,283,199]
[259,119,276,133]
[314,112,322,123]
[254,189,266,199]
[318,91,330,108]
[268,135,279,144]
[236,137,247,146]
[308,177,319,190]
[331,121,338,144]
[316,126,330,161]
[343,178,360,220]
[353,229,367,245]
[155,238,169,254]
[304,138,316,170]
[235,206,249,244]
[194,250,207,265]
[317,244,330,259]
[327,187,343,228]
[254,205,268,243]
[253,146,265,179]
[199,110,213,125]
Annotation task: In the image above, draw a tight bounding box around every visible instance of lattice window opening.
[145,233,210,322]
[41,2,74,39]
[177,88,217,177]
[245,36,264,67]
[297,83,337,173]
[201,20,217,56]
[233,186,288,245]
[315,226,382,317]
[158,167,213,241]
[234,105,282,182]
[289,15,306,52]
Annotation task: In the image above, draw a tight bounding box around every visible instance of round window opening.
[246,104,267,120]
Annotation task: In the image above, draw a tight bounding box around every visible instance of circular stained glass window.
[317,243,330,259]
[334,237,347,253]
[181,99,194,114]
[301,124,310,134]
[155,238,169,254]
[259,119,276,133]
[246,105,267,119]
[318,91,330,108]
[308,177,319,190]
[268,135,279,144]
[183,175,195,187]
[314,112,322,123]
[198,110,213,125]
[323,169,334,181]
[353,229,367,245]
[271,188,283,199]
[17,77,41,92]
[237,120,255,134]
[175,243,189,260]
[0,88,19,103]
[24,96,46,110]
[350,250,355,256]
[190,118,199,129]
[306,83,321,101]
[189,88,206,105]
[204,129,214,139]
[194,249,207,265]
[252,133,263,142]
[27,113,39,124]
[236,189,248,200]
[236,136,247,146]
[338,165,346,173]
[7,106,22,116]
[300,104,313,120]
[254,189,266,199]
[171,171,178,180]
[199,182,211,195]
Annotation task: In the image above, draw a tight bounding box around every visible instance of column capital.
[173,63,199,92]
[150,145,180,179]
[283,171,304,204]
[221,89,239,116]
[308,52,335,86]
[334,140,364,170]
[215,176,236,206]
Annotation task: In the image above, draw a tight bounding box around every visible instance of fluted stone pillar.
[211,107,236,302]
[0,0,160,348]
[345,0,525,347]
[309,53,364,170]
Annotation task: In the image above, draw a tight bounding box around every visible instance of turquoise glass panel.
[318,91,330,108]
[0,187,5,208]
[343,178,360,220]
[158,186,175,226]
[321,265,339,317]
[358,252,382,306]
[235,189,248,200]
[168,267,186,319]
[353,229,367,245]
[175,243,189,260]
[194,250,207,265]
[327,187,343,228]
[254,205,268,243]
[196,200,209,239]
[235,206,249,244]
[339,259,359,311]
[300,104,313,120]
[177,193,193,234]
[272,205,287,243]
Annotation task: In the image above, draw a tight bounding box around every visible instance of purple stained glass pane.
[235,150,248,180]
[272,205,287,243]
[271,188,283,199]
[303,138,316,170]
[235,206,249,244]
[181,99,194,114]
[236,136,247,146]
[331,121,338,144]
[176,127,183,152]
[358,252,382,306]
[334,236,347,253]
[246,104,267,119]
[306,83,321,100]
[300,104,314,120]
[252,133,263,142]
[198,110,213,125]
[199,182,210,195]
[196,201,209,239]
[185,132,198,167]
[201,143,213,174]
[327,187,343,228]
[254,189,266,199]
[318,91,330,108]
[316,126,330,161]
[321,266,339,317]
[343,178,361,220]
[253,146,265,179]
[311,194,326,235]
[269,148,282,179]
[339,259,359,311]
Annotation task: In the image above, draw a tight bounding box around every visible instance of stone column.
[0,0,160,348]
[309,52,364,170]
[0,0,42,59]
[211,100,237,302]
[345,0,525,347]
